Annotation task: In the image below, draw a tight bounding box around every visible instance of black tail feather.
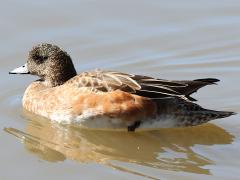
[194,78,220,84]
[133,76,221,101]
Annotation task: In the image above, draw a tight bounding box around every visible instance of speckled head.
[10,43,77,87]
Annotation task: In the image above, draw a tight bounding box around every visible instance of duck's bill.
[9,64,30,74]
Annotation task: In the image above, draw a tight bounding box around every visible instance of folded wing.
[67,70,219,101]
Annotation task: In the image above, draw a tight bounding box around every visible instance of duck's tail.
[178,109,236,126]
[174,78,220,101]
[134,76,220,101]
[154,97,236,127]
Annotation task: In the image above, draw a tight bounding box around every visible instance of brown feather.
[66,70,220,101]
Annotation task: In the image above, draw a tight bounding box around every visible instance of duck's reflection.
[5,110,234,175]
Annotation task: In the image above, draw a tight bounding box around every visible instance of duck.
[9,43,235,131]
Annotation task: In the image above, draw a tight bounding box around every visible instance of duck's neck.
[45,66,77,87]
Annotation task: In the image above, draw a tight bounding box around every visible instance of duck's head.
[9,43,77,87]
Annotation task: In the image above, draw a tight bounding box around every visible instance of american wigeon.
[10,43,235,131]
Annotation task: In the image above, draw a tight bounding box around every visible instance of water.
[1,0,240,179]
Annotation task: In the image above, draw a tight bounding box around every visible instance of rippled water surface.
[1,0,240,179]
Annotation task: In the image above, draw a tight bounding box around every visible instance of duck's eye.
[42,56,48,60]
[33,55,48,64]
